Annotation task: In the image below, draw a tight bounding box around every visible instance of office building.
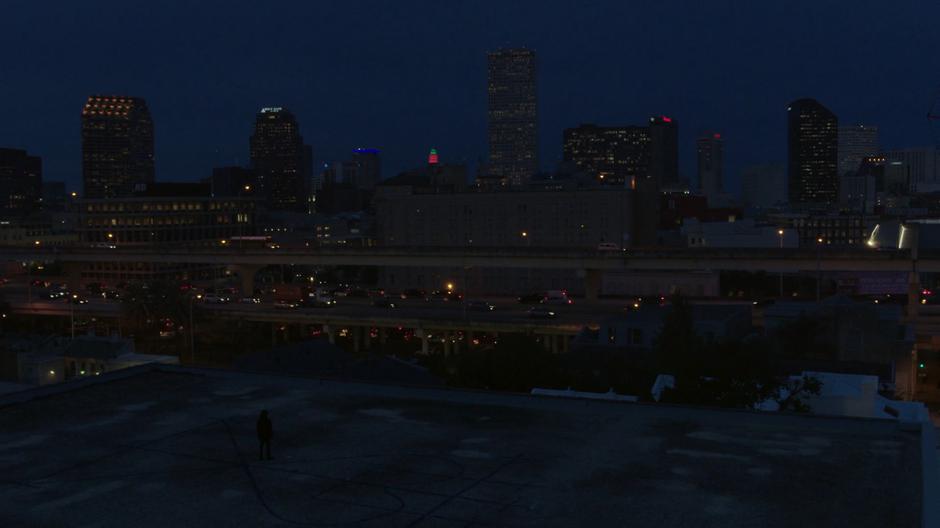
[839,156,880,214]
[41,181,67,211]
[648,116,679,188]
[0,148,42,218]
[562,125,650,186]
[696,132,724,197]
[838,124,879,177]
[882,147,940,192]
[374,183,635,294]
[787,99,838,205]
[249,107,312,211]
[81,96,154,199]
[206,166,256,197]
[347,148,382,190]
[75,183,256,282]
[741,164,786,208]
[487,48,538,186]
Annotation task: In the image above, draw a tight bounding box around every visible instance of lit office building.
[249,107,312,212]
[787,98,838,205]
[81,96,154,199]
[487,48,538,186]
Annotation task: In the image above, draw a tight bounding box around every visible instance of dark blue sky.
[2,1,939,193]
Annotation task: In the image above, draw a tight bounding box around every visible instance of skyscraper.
[487,48,538,186]
[787,98,838,205]
[562,124,650,186]
[0,148,42,218]
[249,107,312,211]
[697,132,724,198]
[838,124,879,177]
[81,95,154,199]
[348,148,382,190]
[648,116,679,189]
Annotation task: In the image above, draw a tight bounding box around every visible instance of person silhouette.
[256,410,273,460]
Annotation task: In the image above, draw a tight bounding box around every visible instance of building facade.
[648,116,679,189]
[696,132,723,198]
[81,96,154,199]
[882,147,940,192]
[787,98,838,205]
[487,48,538,187]
[249,107,312,212]
[374,186,635,294]
[0,148,42,219]
[838,124,879,177]
[562,125,650,186]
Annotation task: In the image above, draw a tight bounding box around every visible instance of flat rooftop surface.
[0,367,922,527]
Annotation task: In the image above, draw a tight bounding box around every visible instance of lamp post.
[816,236,824,302]
[70,294,77,339]
[189,294,201,364]
[777,229,785,297]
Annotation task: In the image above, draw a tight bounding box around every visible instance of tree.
[121,281,190,341]
[654,293,823,412]
[446,334,563,392]
[775,375,823,412]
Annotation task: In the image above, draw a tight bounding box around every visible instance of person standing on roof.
[256,410,273,460]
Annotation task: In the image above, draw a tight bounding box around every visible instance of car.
[367,288,386,298]
[597,242,620,251]
[68,296,88,305]
[274,300,299,310]
[528,306,556,319]
[240,296,261,304]
[517,293,544,304]
[202,294,230,304]
[465,300,495,311]
[303,293,336,308]
[102,290,121,300]
[373,296,396,309]
[542,290,573,305]
[399,288,428,300]
[430,290,463,302]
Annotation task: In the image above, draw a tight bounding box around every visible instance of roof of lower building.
[0,365,926,527]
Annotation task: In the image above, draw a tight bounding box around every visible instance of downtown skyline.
[1,1,938,193]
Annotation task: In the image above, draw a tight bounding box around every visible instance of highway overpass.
[1,244,930,271]
[2,245,927,300]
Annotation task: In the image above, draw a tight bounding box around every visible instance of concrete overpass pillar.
[562,335,570,353]
[550,334,559,354]
[364,327,372,350]
[352,327,361,353]
[231,264,263,296]
[584,269,603,302]
[379,327,387,346]
[416,328,428,355]
[324,324,335,345]
[443,331,451,356]
[907,271,921,320]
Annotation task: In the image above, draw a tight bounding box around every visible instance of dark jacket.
[256,412,273,440]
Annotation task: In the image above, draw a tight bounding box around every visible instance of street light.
[189,294,201,364]
[777,229,785,296]
[70,294,77,339]
[816,236,824,302]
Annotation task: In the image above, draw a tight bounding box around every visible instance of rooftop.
[0,366,925,527]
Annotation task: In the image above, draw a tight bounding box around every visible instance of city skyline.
[1,1,938,193]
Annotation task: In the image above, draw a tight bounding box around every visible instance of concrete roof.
[0,366,923,527]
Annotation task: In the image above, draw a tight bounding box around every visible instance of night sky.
[2,0,939,193]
